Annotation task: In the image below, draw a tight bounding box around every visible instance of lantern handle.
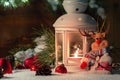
[79,29,95,37]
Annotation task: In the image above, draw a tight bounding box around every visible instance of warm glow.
[74,48,79,58]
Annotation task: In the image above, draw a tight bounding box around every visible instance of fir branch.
[34,25,55,66]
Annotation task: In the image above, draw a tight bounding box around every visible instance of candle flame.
[74,48,79,58]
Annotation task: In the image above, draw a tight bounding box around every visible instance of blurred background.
[0,0,120,62]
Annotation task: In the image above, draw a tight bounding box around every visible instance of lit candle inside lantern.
[68,47,82,65]
[73,48,83,58]
[74,48,79,58]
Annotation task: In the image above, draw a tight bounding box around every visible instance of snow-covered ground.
[1,68,120,80]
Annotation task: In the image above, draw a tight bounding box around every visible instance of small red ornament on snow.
[30,65,37,71]
[24,56,38,69]
[55,64,67,74]
[0,58,12,74]
[80,61,87,69]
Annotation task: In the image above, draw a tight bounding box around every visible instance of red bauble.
[30,65,37,71]
[80,61,87,69]
[55,64,67,73]
[0,58,12,74]
[24,56,37,69]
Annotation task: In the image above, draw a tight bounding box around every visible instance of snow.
[1,69,120,80]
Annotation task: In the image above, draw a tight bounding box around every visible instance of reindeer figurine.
[79,20,112,71]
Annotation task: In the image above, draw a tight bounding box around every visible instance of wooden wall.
[103,0,120,62]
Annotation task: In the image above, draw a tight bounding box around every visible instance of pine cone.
[36,65,52,76]
[0,66,3,78]
[6,55,15,69]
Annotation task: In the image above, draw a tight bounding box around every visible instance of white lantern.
[53,0,97,66]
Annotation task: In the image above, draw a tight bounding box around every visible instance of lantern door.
[66,31,83,65]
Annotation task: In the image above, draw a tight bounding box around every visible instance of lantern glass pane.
[67,32,83,58]
[56,33,63,63]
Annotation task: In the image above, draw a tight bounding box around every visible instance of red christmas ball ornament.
[24,56,37,69]
[0,58,12,74]
[55,64,67,74]
[33,56,38,60]
[30,65,37,71]
[80,61,87,69]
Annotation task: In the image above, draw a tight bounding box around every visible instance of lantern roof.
[53,13,97,31]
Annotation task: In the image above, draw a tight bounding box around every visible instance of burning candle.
[74,48,79,58]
